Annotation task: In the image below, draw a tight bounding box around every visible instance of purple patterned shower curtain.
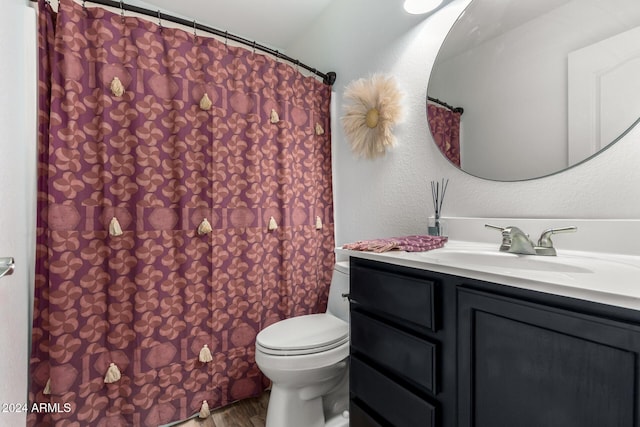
[29,0,335,425]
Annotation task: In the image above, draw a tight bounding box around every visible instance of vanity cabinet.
[348,256,640,427]
[458,286,640,427]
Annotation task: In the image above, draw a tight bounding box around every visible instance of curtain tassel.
[110,76,125,97]
[197,218,212,235]
[199,93,213,111]
[43,378,51,395]
[270,108,280,123]
[104,363,122,384]
[199,344,213,363]
[315,216,323,230]
[315,122,325,135]
[199,400,211,419]
[268,216,278,231]
[109,217,123,236]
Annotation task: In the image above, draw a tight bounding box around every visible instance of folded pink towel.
[343,235,448,253]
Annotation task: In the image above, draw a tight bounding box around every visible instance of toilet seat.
[256,313,349,356]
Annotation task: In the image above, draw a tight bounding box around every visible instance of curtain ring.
[193,20,198,40]
[120,0,125,23]
[157,10,162,29]
[275,50,280,63]
[224,31,228,46]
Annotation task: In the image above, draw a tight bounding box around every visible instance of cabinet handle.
[341,293,351,301]
[0,257,15,280]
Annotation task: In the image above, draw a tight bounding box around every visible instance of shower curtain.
[29,0,335,425]
[427,103,461,166]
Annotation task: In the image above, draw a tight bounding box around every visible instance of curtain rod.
[33,0,337,86]
[428,96,463,114]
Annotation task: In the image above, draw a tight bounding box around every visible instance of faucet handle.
[486,224,538,254]
[485,224,512,252]
[484,224,506,232]
[485,224,531,237]
[485,224,530,235]
[537,226,577,248]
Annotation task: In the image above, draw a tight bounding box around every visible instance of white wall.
[287,0,640,246]
[0,0,36,424]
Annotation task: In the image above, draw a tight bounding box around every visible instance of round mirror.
[427,0,640,181]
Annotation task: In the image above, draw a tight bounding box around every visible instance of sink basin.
[422,249,594,273]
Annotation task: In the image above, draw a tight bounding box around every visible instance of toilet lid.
[256,313,349,356]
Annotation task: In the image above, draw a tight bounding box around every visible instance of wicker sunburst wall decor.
[342,74,403,159]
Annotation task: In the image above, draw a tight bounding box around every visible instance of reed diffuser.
[429,178,449,236]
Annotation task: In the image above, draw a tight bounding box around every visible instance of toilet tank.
[326,261,350,323]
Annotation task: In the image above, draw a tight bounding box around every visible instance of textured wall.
[287,0,640,245]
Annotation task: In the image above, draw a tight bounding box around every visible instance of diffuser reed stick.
[429,178,449,236]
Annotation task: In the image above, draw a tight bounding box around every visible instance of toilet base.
[264,361,349,427]
[265,386,324,427]
[265,389,350,427]
[325,411,350,427]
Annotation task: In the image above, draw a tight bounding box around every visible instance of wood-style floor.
[173,392,269,427]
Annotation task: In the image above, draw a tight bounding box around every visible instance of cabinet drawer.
[351,310,437,394]
[351,264,436,331]
[351,356,437,427]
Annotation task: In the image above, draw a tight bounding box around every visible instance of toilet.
[255,261,350,427]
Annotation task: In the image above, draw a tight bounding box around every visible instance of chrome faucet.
[485,224,577,256]
[485,224,536,255]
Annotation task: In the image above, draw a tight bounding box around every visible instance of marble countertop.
[336,240,640,311]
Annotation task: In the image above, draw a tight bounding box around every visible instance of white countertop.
[337,240,640,311]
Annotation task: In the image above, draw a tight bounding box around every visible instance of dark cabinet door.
[458,287,640,427]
